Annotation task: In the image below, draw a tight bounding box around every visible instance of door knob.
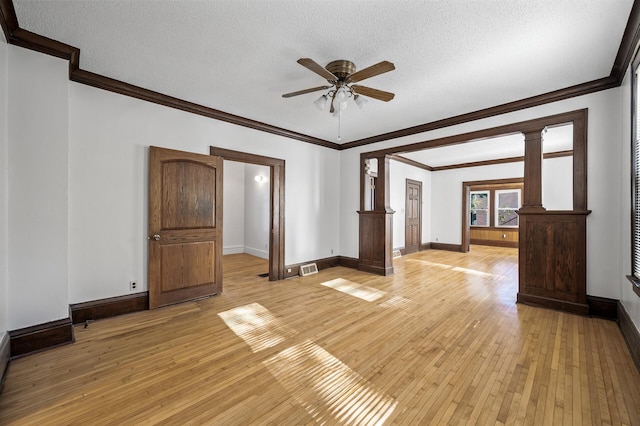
[151,234,161,241]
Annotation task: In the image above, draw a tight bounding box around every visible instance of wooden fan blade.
[282,85,332,98]
[297,58,338,82]
[347,61,395,83]
[351,85,395,102]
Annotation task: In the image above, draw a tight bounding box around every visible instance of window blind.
[633,64,640,279]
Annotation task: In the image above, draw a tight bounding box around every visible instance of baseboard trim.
[9,317,74,359]
[285,256,341,278]
[358,262,394,276]
[470,238,518,249]
[338,256,359,270]
[70,292,149,324]
[587,295,618,321]
[0,333,9,394]
[430,242,464,252]
[618,301,640,372]
[420,242,432,251]
[517,292,589,316]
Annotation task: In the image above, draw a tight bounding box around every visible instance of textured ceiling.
[12,0,634,147]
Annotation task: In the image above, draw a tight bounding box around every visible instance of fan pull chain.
[337,110,342,142]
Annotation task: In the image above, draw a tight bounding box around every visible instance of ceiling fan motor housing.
[326,60,356,81]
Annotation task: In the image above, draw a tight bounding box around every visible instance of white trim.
[244,246,269,259]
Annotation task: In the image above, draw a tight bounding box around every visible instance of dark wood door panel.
[149,146,223,309]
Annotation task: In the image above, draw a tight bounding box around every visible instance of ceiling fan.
[282,58,395,114]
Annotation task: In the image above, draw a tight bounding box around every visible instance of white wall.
[0,34,9,340]
[7,47,69,329]
[389,160,431,249]
[67,82,341,304]
[223,161,245,254]
[430,163,524,244]
[244,164,270,259]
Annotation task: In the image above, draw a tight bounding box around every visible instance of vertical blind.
[634,63,640,279]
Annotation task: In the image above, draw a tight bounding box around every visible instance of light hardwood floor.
[1,246,639,425]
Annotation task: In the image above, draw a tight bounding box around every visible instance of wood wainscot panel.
[517,211,590,315]
[470,228,518,248]
[358,211,394,275]
[9,318,74,358]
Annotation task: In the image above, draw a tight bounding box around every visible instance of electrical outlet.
[287,268,292,273]
[331,249,334,254]
[130,281,137,291]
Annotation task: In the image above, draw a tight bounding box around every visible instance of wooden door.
[148,146,223,309]
[405,179,422,254]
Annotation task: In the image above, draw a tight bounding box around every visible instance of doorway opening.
[210,147,285,281]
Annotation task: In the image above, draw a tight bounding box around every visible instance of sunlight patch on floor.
[378,295,412,310]
[452,266,504,279]
[218,302,296,353]
[406,259,453,269]
[263,339,397,425]
[321,278,386,302]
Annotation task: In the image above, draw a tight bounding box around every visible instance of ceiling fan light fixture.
[354,94,367,109]
[314,94,328,111]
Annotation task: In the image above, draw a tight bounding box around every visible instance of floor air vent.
[393,249,402,258]
[300,263,318,276]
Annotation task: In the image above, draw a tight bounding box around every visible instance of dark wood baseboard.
[284,256,339,278]
[618,301,640,372]
[9,318,74,358]
[470,239,518,249]
[70,292,149,324]
[338,256,359,270]
[357,262,394,276]
[420,243,432,251]
[430,242,464,252]
[0,333,9,394]
[587,295,618,321]
[517,292,589,316]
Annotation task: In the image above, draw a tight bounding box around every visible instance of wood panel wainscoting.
[470,228,518,248]
[2,248,640,424]
[517,211,590,315]
[358,210,394,275]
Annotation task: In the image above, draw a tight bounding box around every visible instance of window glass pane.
[495,189,520,228]
[498,191,518,209]
[470,191,490,227]
[497,209,519,227]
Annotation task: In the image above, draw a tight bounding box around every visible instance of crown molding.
[0,0,339,150]
[2,0,639,151]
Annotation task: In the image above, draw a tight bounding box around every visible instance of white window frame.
[470,191,490,227]
[495,189,521,228]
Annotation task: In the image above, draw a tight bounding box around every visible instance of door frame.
[210,147,285,280]
[405,178,422,254]
[461,177,524,252]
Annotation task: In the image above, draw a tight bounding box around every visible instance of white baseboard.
[223,245,245,255]
[244,246,269,259]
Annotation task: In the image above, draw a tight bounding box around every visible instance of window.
[631,56,640,289]
[495,189,521,227]
[470,191,490,227]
